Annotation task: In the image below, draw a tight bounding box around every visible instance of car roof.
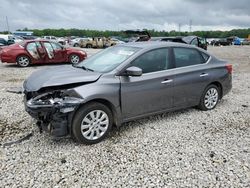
[119,41,196,49]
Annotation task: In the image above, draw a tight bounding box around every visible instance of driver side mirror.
[122,66,142,77]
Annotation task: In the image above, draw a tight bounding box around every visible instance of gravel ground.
[0,46,250,187]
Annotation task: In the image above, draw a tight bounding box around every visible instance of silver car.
[23,42,232,144]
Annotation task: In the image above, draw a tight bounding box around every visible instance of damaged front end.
[24,90,84,137]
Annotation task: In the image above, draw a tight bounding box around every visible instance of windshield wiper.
[72,64,94,72]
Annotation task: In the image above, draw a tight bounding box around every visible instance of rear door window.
[173,48,206,68]
[26,42,40,59]
[51,42,62,50]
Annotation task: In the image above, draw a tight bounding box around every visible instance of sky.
[0,0,249,32]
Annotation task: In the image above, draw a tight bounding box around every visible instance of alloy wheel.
[17,56,30,67]
[70,55,80,64]
[204,88,219,109]
[80,110,109,140]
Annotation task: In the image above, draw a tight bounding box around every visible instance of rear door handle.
[200,73,209,77]
[161,79,173,84]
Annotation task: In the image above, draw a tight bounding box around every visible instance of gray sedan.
[23,42,232,144]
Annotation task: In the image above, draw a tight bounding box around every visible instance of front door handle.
[161,79,173,84]
[200,73,209,77]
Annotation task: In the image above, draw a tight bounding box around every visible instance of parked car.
[151,36,208,50]
[0,38,15,46]
[241,39,250,45]
[110,38,125,44]
[57,37,67,45]
[23,42,232,144]
[12,36,24,43]
[70,38,88,47]
[22,36,37,40]
[124,30,151,42]
[233,37,244,45]
[0,40,87,67]
[0,34,15,41]
[212,38,231,46]
[79,37,117,48]
[43,36,57,41]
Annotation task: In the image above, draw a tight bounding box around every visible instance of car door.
[26,42,43,63]
[172,47,211,108]
[43,42,55,63]
[50,42,65,62]
[120,48,175,120]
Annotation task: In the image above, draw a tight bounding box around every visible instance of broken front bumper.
[24,95,84,137]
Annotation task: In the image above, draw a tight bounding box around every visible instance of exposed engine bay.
[25,89,84,137]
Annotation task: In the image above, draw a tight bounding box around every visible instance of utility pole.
[6,16,10,34]
[189,19,192,33]
[178,23,181,35]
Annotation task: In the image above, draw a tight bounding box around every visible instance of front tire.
[69,54,80,64]
[17,55,30,67]
[72,102,113,144]
[198,84,220,111]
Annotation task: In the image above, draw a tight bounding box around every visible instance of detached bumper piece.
[25,94,84,137]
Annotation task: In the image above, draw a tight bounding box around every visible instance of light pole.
[6,16,10,34]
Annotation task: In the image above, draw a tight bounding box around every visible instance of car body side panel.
[120,71,174,119]
[172,57,232,107]
[73,75,121,121]
[172,64,212,107]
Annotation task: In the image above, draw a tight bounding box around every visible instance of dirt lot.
[0,46,250,187]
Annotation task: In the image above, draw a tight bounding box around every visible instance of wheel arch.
[16,54,32,64]
[207,81,223,99]
[68,53,80,62]
[69,98,121,133]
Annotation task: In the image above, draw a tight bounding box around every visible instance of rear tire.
[73,43,79,47]
[86,44,92,48]
[198,84,220,111]
[17,55,30,67]
[72,102,113,144]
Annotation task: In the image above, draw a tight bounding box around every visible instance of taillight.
[226,64,232,74]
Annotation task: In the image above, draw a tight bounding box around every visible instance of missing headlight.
[27,90,84,112]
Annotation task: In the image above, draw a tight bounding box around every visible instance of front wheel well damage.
[70,99,119,131]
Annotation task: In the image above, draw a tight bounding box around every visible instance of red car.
[0,40,87,67]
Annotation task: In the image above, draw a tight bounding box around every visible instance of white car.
[70,38,88,47]
[0,34,23,43]
[111,38,125,44]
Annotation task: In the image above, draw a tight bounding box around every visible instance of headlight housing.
[26,90,84,113]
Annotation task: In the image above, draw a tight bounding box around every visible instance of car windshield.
[76,46,140,73]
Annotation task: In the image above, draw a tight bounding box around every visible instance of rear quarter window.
[173,47,206,68]
[201,52,210,62]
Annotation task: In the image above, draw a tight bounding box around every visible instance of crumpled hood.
[23,65,102,92]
